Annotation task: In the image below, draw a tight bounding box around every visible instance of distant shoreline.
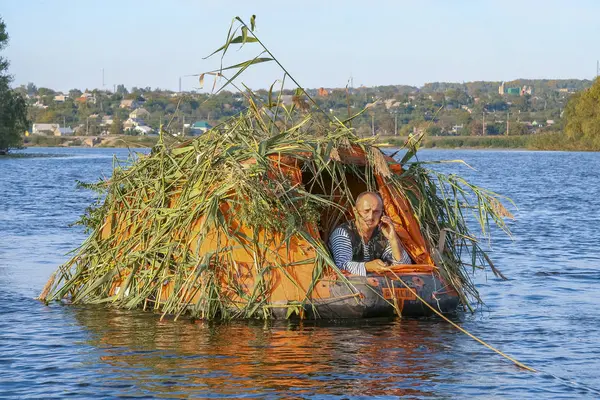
[22,134,527,151]
[13,133,599,152]
[22,134,160,149]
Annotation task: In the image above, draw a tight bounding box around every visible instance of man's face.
[355,194,383,232]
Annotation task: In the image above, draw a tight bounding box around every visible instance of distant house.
[32,123,59,135]
[32,101,48,109]
[189,120,212,135]
[77,92,96,104]
[134,125,154,136]
[365,99,383,109]
[120,99,139,109]
[384,99,401,109]
[54,94,68,102]
[100,116,114,126]
[124,119,135,130]
[54,127,74,136]
[73,124,86,135]
[124,117,144,130]
[451,124,464,133]
[129,108,150,119]
[520,86,533,96]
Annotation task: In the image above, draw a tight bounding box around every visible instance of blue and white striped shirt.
[328,226,412,276]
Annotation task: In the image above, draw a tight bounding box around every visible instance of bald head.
[354,191,383,233]
[356,191,383,207]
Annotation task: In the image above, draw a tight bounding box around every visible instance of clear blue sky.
[3,0,599,92]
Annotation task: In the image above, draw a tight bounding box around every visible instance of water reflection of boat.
[70,305,460,397]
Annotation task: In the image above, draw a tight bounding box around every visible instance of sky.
[2,0,599,92]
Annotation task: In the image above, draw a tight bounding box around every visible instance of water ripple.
[1,148,600,398]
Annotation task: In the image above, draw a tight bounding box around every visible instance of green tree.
[445,89,471,107]
[398,124,413,136]
[485,122,503,135]
[116,84,128,95]
[37,87,55,97]
[426,125,442,136]
[486,94,508,111]
[469,120,484,136]
[109,115,123,135]
[37,109,57,123]
[508,121,527,136]
[69,88,82,99]
[26,82,37,95]
[564,77,600,144]
[0,17,28,154]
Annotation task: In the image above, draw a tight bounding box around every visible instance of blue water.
[1,147,600,399]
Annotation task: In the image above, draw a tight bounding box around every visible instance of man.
[328,191,412,276]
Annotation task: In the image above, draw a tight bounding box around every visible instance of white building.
[32,123,59,134]
[54,127,74,136]
[129,108,150,119]
[134,125,154,135]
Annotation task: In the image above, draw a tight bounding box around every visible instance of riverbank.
[16,132,600,152]
[20,134,530,150]
[378,135,529,149]
[379,133,600,151]
[23,134,160,148]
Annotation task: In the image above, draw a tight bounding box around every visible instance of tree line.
[0,17,27,154]
[1,13,600,153]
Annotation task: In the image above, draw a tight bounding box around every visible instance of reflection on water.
[2,148,600,398]
[69,306,460,398]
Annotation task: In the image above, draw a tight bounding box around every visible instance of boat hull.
[271,272,460,319]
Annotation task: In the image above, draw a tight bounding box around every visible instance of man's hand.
[379,215,398,242]
[365,259,387,273]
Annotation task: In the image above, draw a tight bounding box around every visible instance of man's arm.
[328,227,367,276]
[381,242,412,264]
[380,216,412,264]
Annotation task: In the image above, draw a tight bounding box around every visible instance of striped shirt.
[328,226,412,276]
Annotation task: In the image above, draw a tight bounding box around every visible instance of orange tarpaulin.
[377,176,434,265]
[106,145,437,308]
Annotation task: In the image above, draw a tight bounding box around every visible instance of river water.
[1,147,599,399]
